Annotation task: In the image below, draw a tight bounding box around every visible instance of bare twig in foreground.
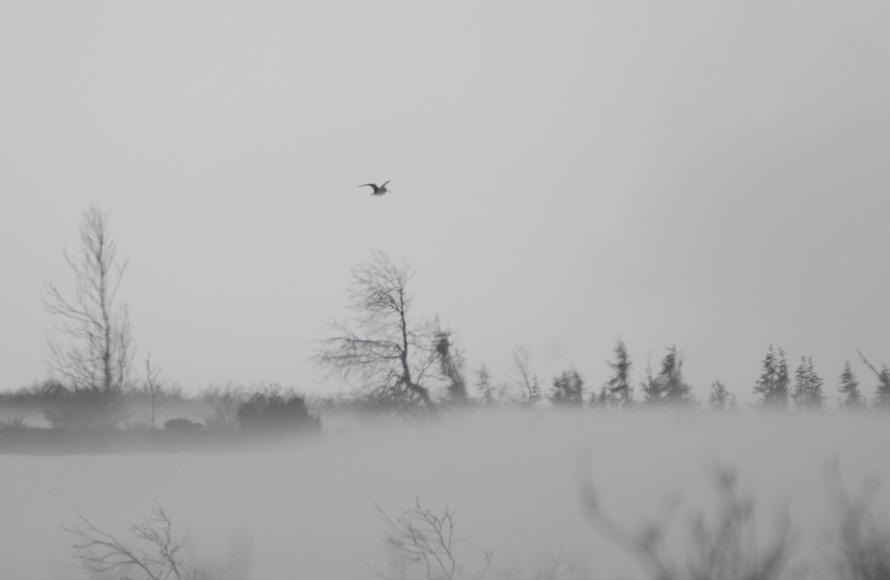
[66,504,206,580]
[581,465,795,580]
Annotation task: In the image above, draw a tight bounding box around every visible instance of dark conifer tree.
[643,346,691,406]
[641,359,659,403]
[550,369,585,406]
[792,357,824,411]
[434,331,467,404]
[753,345,789,409]
[777,348,790,403]
[604,339,633,407]
[838,360,864,409]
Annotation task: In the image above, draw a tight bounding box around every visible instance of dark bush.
[44,385,125,430]
[236,392,321,434]
[0,378,67,404]
[163,417,203,432]
[0,416,29,431]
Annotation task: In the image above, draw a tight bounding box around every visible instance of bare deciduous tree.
[511,346,541,406]
[200,383,244,430]
[142,355,168,428]
[708,379,736,411]
[317,252,437,410]
[43,205,134,426]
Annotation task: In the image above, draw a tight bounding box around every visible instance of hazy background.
[1,2,889,402]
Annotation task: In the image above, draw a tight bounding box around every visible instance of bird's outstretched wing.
[381,180,390,187]
[358,183,376,189]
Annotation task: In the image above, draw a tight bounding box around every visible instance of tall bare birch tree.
[43,205,133,426]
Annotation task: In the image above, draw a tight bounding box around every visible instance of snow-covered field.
[1,409,888,579]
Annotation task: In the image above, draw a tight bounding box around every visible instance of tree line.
[315,248,890,413]
[5,205,889,431]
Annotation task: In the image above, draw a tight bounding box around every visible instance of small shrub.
[236,391,321,434]
[200,383,244,430]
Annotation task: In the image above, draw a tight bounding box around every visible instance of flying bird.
[359,180,390,196]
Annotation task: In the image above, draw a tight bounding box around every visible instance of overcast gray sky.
[1,2,888,403]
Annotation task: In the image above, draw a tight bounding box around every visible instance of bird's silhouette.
[359,180,390,196]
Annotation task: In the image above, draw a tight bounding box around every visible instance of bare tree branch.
[858,350,890,406]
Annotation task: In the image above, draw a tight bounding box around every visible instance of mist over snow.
[1,409,888,579]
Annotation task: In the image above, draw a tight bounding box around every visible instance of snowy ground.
[1,408,888,579]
